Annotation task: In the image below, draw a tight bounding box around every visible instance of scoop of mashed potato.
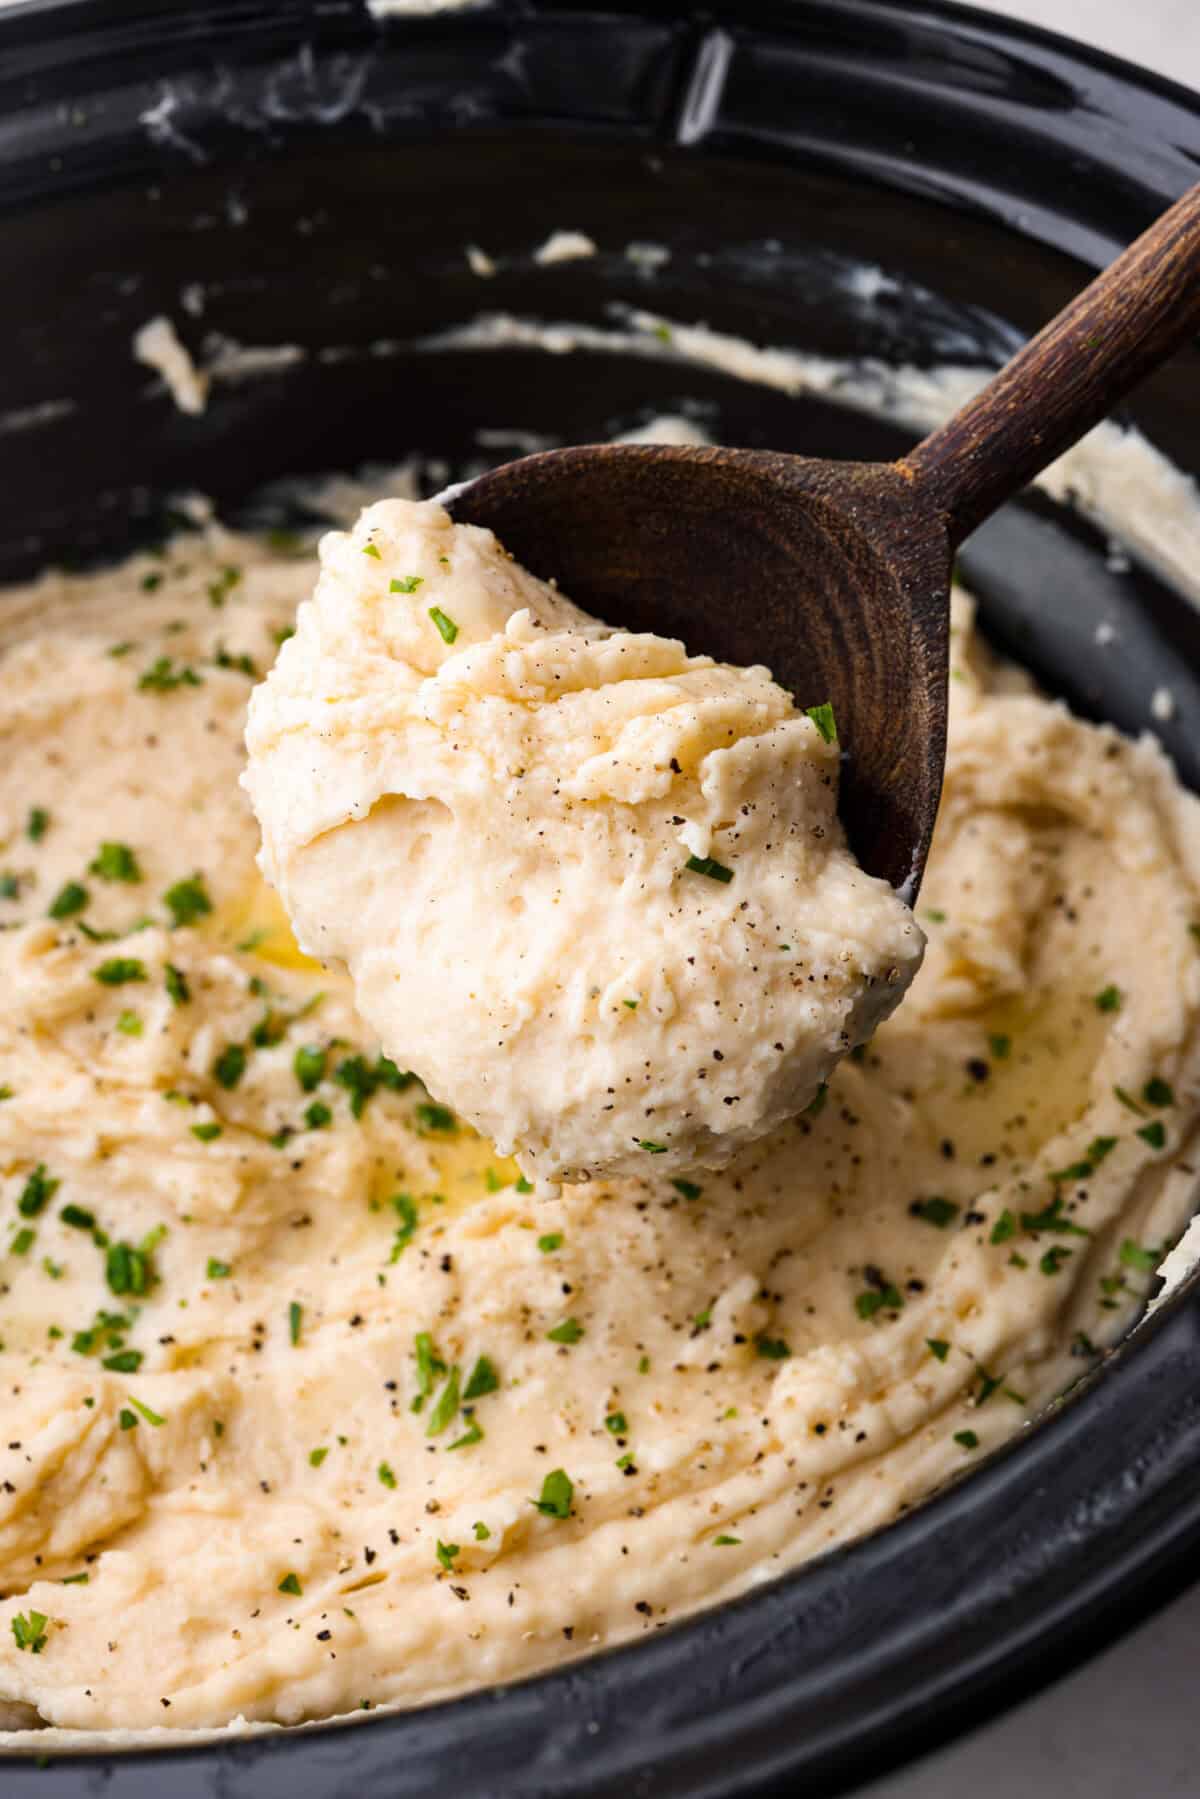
[243,499,923,1182]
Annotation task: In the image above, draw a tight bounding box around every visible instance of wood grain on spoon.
[450,184,1200,899]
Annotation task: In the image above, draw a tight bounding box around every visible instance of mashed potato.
[0,495,1196,1737]
[243,498,923,1183]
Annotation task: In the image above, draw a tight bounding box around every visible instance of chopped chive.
[48,881,89,920]
[531,1468,573,1519]
[90,842,142,884]
[428,606,459,645]
[93,958,147,986]
[426,1366,462,1436]
[804,701,838,744]
[683,855,733,884]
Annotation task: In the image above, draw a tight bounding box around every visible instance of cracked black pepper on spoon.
[449,183,1200,901]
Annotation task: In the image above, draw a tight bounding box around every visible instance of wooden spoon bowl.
[450,184,1200,897]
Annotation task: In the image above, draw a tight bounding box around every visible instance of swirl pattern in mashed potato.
[0,501,1196,1737]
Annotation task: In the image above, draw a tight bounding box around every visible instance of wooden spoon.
[449,185,1200,898]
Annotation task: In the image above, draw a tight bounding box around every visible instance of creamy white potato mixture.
[244,499,922,1183]
[0,510,1197,1735]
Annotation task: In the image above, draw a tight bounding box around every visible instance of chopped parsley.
[428,606,459,645]
[164,875,212,928]
[1137,1120,1167,1150]
[954,1430,980,1451]
[754,1335,791,1360]
[93,958,147,986]
[293,1044,327,1093]
[1119,1238,1159,1273]
[213,1044,247,1090]
[278,1572,302,1596]
[926,1338,950,1362]
[804,701,838,744]
[1143,1077,1175,1108]
[11,1611,48,1654]
[473,1522,490,1542]
[988,1033,1011,1060]
[683,855,733,884]
[207,1258,232,1280]
[910,1196,959,1229]
[10,1227,35,1256]
[531,1468,573,1519]
[605,1412,628,1435]
[547,1318,583,1345]
[990,1210,1017,1244]
[1094,985,1122,1013]
[60,1204,95,1232]
[304,1101,332,1131]
[288,1301,303,1346]
[48,881,89,920]
[377,1462,397,1489]
[671,1178,702,1201]
[27,807,50,843]
[191,1121,222,1142]
[102,1349,143,1373]
[390,575,423,594]
[309,1447,329,1467]
[1040,1245,1073,1276]
[116,1010,142,1036]
[90,842,142,884]
[435,1539,460,1571]
[537,1233,563,1254]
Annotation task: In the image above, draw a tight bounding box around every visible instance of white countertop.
[860,17,1200,1799]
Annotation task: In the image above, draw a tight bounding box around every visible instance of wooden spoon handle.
[903,183,1200,546]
